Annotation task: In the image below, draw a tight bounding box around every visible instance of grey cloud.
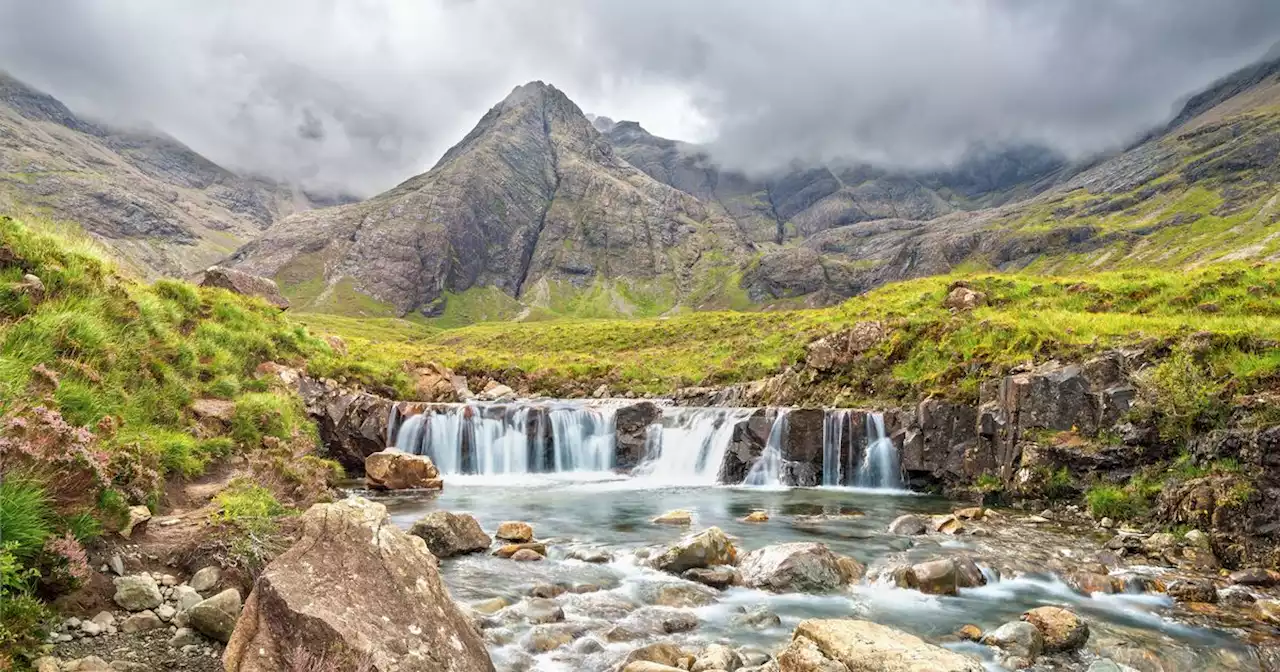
[0,0,1277,194]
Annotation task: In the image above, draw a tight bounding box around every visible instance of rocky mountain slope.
[228,82,749,317]
[0,73,311,276]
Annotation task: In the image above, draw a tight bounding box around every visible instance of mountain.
[228,82,749,318]
[0,72,311,276]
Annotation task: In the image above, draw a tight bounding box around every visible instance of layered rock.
[223,497,493,671]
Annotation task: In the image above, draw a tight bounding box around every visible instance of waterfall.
[821,409,851,486]
[549,406,617,472]
[469,405,531,475]
[743,409,790,486]
[635,407,755,485]
[854,412,903,489]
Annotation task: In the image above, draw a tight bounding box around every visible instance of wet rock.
[605,625,643,642]
[693,643,743,672]
[737,542,845,593]
[522,598,564,624]
[298,379,394,473]
[1218,585,1256,607]
[113,574,162,611]
[734,605,783,630]
[932,514,965,535]
[471,597,510,614]
[650,527,737,574]
[522,623,586,653]
[189,566,221,593]
[573,637,605,654]
[887,514,928,535]
[529,584,566,599]
[621,641,692,669]
[953,557,986,589]
[511,548,544,562]
[614,402,663,470]
[662,610,699,633]
[780,619,984,671]
[651,582,718,608]
[1070,571,1121,594]
[567,548,613,564]
[956,624,983,641]
[223,497,493,671]
[364,449,443,490]
[744,511,770,523]
[188,588,241,643]
[1021,606,1089,652]
[682,567,739,590]
[409,511,492,557]
[1230,568,1279,586]
[653,509,693,525]
[908,558,958,596]
[496,521,534,543]
[199,266,288,309]
[1255,599,1280,626]
[119,505,151,539]
[622,663,684,672]
[494,542,548,558]
[981,621,1044,663]
[1167,579,1218,603]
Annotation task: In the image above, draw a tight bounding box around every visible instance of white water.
[822,409,851,486]
[743,409,790,486]
[853,411,903,489]
[549,406,616,472]
[634,407,755,485]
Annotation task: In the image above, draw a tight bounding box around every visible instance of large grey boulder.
[188,588,241,643]
[112,575,162,612]
[409,511,492,558]
[223,497,493,672]
[737,542,845,593]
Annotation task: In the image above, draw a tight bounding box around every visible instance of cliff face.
[229,82,747,316]
[0,73,309,276]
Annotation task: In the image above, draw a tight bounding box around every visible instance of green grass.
[0,478,54,561]
[1086,485,1145,521]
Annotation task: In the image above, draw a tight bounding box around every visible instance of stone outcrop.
[778,619,983,672]
[296,375,394,474]
[364,450,443,490]
[408,511,492,558]
[198,266,289,309]
[737,543,846,593]
[804,321,886,372]
[223,497,493,672]
[615,402,662,470]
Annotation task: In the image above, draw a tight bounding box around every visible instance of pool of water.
[379,476,1268,671]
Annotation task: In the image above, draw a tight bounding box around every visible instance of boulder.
[113,575,162,611]
[188,588,241,643]
[1166,579,1217,603]
[693,643,742,672]
[173,585,203,612]
[298,379,395,474]
[908,559,958,596]
[120,610,163,633]
[738,542,845,593]
[364,450,443,490]
[650,527,737,574]
[614,402,663,470]
[199,266,289,309]
[952,557,986,589]
[887,514,927,535]
[495,521,534,543]
[493,542,547,559]
[1021,606,1089,652]
[1230,568,1279,586]
[408,511,492,557]
[835,556,866,584]
[189,566,222,593]
[744,511,770,523]
[804,322,886,372]
[682,567,739,590]
[653,509,693,525]
[779,619,983,671]
[119,505,151,539]
[623,663,685,672]
[510,549,544,562]
[477,382,515,402]
[943,286,985,311]
[223,497,494,672]
[621,642,693,669]
[981,621,1044,663]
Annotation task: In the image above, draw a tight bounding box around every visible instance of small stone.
[493,542,547,558]
[119,506,151,539]
[121,610,163,633]
[529,583,566,598]
[1099,517,1115,529]
[63,656,111,671]
[956,624,983,641]
[156,604,177,622]
[523,598,565,624]
[495,521,534,543]
[113,574,163,611]
[34,657,60,672]
[66,616,83,628]
[733,605,781,629]
[159,574,178,587]
[91,611,115,628]
[81,620,103,636]
[1038,509,1053,518]
[108,661,152,671]
[1022,606,1089,652]
[661,611,699,634]
[108,554,124,576]
[743,511,769,523]
[188,566,221,594]
[169,627,202,648]
[653,509,693,525]
[682,567,738,590]
[173,585,202,612]
[567,548,613,564]
[981,621,1044,662]
[510,549,544,562]
[1183,529,1210,548]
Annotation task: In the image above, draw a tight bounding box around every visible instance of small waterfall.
[469,405,531,475]
[854,412,903,489]
[821,409,851,486]
[549,406,617,472]
[743,409,789,486]
[635,407,754,485]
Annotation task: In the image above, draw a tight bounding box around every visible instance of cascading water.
[634,407,755,485]
[469,405,531,475]
[743,409,790,486]
[549,406,617,472]
[854,412,903,489]
[822,409,851,486]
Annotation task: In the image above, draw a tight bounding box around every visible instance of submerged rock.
[779,619,983,671]
[737,542,845,593]
[888,514,927,535]
[1166,579,1218,603]
[223,497,493,672]
[409,511,492,557]
[653,509,693,525]
[1021,606,1089,653]
[908,558,958,596]
[683,567,739,590]
[365,450,443,490]
[650,527,737,574]
[744,511,770,523]
[494,542,547,559]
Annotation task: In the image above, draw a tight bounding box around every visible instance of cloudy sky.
[0,0,1277,196]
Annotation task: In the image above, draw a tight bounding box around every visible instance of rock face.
[737,543,846,593]
[408,511,492,558]
[779,619,984,672]
[223,497,494,672]
[650,527,737,574]
[364,450,443,490]
[198,266,289,309]
[296,375,395,474]
[615,402,662,470]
